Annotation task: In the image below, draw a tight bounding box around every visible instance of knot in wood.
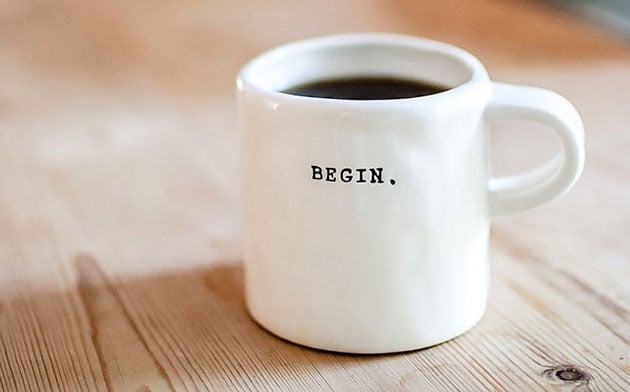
[542,365,591,386]
[556,367,584,381]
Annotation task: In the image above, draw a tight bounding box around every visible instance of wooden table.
[1,1,629,390]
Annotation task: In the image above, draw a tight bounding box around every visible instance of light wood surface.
[1,0,629,391]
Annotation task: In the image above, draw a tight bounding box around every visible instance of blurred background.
[3,0,628,100]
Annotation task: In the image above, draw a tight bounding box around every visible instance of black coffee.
[282,76,448,100]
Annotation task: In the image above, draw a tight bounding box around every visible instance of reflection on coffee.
[283,76,448,100]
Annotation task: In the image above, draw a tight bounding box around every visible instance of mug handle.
[486,82,585,218]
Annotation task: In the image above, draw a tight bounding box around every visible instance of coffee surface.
[282,76,448,100]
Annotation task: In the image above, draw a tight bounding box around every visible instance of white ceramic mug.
[237,33,584,354]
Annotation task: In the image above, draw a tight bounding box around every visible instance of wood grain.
[1,0,629,390]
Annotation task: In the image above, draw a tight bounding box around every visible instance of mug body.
[238,34,492,353]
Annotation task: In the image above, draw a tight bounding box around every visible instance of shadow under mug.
[237,33,585,354]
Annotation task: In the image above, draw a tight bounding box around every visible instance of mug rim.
[237,33,490,106]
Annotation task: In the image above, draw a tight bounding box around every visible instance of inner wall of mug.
[244,37,479,93]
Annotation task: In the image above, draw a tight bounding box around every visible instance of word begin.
[311,165,396,185]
